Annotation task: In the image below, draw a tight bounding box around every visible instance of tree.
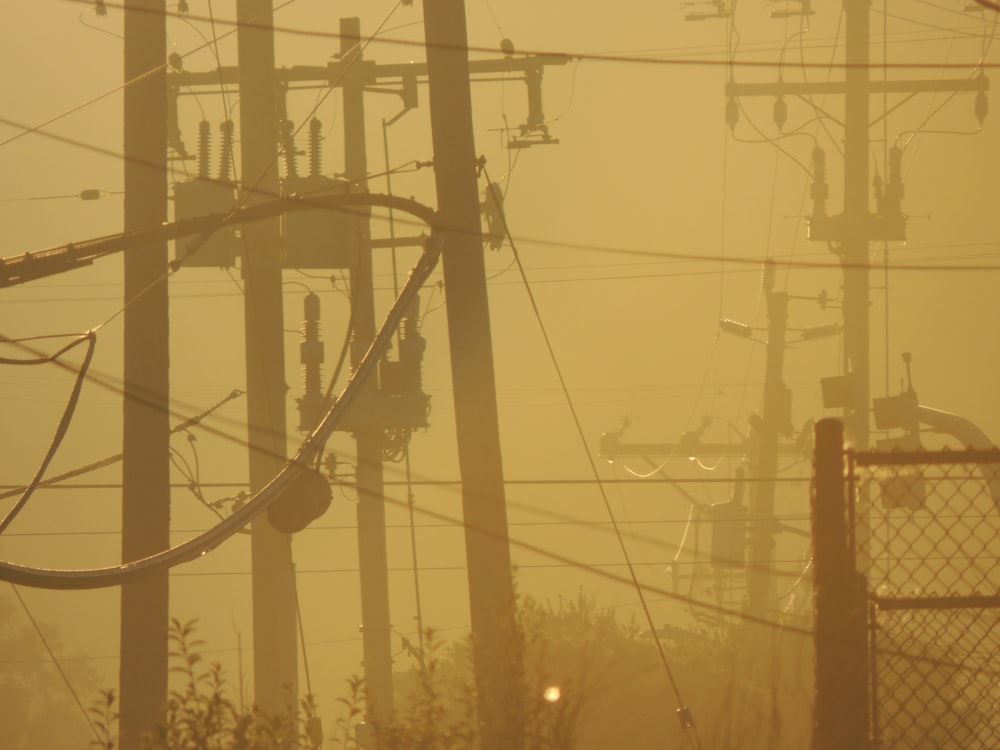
[0,586,99,750]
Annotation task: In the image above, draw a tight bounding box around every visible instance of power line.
[7,170,1000,276]
[5,2,997,162]
[55,0,1000,71]
[481,165,703,747]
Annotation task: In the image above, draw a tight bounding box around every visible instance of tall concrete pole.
[842,0,872,566]
[120,2,170,748]
[842,0,871,452]
[746,269,788,618]
[236,0,298,716]
[423,3,522,747]
[340,16,395,718]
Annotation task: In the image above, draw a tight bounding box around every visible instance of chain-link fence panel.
[870,605,1000,749]
[850,449,1000,750]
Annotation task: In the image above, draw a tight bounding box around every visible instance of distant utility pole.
[746,265,788,618]
[236,0,298,717]
[120,2,170,749]
[423,2,522,748]
[841,0,872,453]
[725,0,987,493]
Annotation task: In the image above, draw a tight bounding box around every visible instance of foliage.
[389,591,815,750]
[89,618,326,750]
[0,586,100,750]
[88,596,817,750]
[90,689,118,750]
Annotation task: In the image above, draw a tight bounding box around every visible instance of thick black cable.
[0,197,440,589]
[0,332,96,534]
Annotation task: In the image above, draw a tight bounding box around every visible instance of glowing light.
[543,685,561,703]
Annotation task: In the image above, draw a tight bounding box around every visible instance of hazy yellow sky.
[2,1,1000,744]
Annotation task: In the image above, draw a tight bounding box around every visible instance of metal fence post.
[812,418,870,750]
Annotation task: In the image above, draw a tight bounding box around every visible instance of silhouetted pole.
[120,2,170,748]
[746,264,788,618]
[236,0,298,716]
[811,419,869,750]
[340,16,395,718]
[423,2,522,747]
[843,0,870,454]
[841,0,874,575]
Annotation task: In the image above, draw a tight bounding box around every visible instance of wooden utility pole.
[423,2,522,747]
[725,0,986,585]
[236,0,298,716]
[120,2,170,748]
[340,16,396,718]
[746,266,788,618]
[811,418,869,750]
[842,0,871,452]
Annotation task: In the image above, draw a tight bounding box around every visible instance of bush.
[91,595,814,750]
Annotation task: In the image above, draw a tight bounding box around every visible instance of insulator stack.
[762,259,776,293]
[309,118,323,177]
[218,120,234,183]
[280,120,299,179]
[975,86,988,125]
[197,120,211,179]
[810,147,828,217]
[884,145,904,215]
[801,322,841,340]
[873,173,884,215]
[297,292,325,432]
[725,97,739,130]
[719,318,753,338]
[380,295,426,397]
[773,96,787,131]
[402,294,419,341]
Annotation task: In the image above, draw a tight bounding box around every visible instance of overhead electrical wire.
[2,6,992,708]
[52,0,1000,70]
[4,2,998,162]
[0,192,439,589]
[6,166,999,278]
[479,164,702,749]
[0,0,299,150]
[3,0,988,584]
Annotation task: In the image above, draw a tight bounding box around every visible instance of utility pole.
[601,264,811,618]
[811,418,870,750]
[842,0,871,452]
[236,0,298,717]
[724,3,987,571]
[423,2,522,747]
[340,16,395,719]
[120,2,170,748]
[167,13,565,734]
[746,264,789,618]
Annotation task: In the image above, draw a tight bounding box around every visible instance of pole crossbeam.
[170,54,569,90]
[726,76,988,98]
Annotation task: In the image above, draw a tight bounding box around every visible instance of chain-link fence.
[850,448,1000,750]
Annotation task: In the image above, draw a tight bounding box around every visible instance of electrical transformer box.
[282,175,361,269]
[173,178,237,268]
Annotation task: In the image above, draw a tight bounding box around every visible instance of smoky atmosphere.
[2,1,1000,749]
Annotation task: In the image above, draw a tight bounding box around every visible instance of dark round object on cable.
[267,467,332,534]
